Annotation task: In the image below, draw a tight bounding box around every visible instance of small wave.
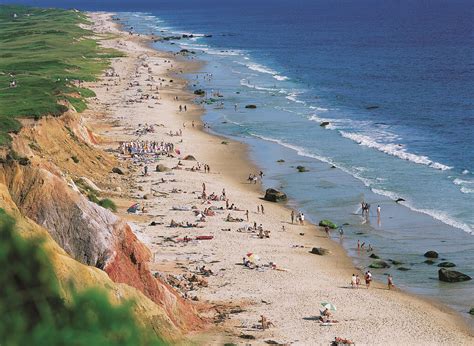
[240,79,278,92]
[286,92,305,105]
[309,106,329,112]
[460,187,474,194]
[339,131,452,171]
[453,178,474,185]
[462,169,470,175]
[371,189,473,234]
[274,75,289,81]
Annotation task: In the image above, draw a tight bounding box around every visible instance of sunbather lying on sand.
[226,213,244,222]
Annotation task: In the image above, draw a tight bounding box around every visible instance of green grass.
[0,5,123,145]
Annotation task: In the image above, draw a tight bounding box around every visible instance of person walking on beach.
[202,182,206,193]
[234,104,238,112]
[339,227,344,239]
[325,226,330,238]
[365,271,372,289]
[387,274,394,290]
[261,204,264,215]
[184,105,187,111]
[377,205,381,218]
[300,213,305,225]
[291,210,295,224]
[356,274,361,288]
[257,205,260,214]
[351,274,357,288]
[179,105,182,112]
[245,210,249,221]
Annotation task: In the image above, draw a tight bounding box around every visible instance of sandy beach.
[85,12,473,345]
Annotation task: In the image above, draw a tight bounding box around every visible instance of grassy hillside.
[0,5,122,145]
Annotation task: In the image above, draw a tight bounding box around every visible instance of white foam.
[286,92,305,104]
[460,187,474,194]
[371,189,473,234]
[339,131,452,171]
[273,74,289,81]
[240,79,278,92]
[462,169,470,175]
[453,178,474,185]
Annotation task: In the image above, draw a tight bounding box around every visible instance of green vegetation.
[0,209,165,345]
[0,5,123,145]
[98,198,117,212]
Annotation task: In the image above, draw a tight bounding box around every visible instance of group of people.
[247,171,264,184]
[290,210,305,225]
[351,272,394,290]
[120,140,174,156]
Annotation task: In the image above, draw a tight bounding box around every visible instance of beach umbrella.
[246,253,260,263]
[321,302,337,311]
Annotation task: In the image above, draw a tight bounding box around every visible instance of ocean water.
[9,0,473,319]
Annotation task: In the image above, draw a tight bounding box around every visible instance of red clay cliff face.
[1,159,203,333]
[105,223,202,330]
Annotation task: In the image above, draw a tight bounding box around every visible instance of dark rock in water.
[424,251,439,258]
[369,260,390,269]
[343,222,350,226]
[424,259,436,265]
[264,188,287,202]
[397,267,411,271]
[156,164,170,172]
[369,253,380,259]
[296,165,309,172]
[395,198,405,203]
[389,259,404,265]
[469,308,474,315]
[438,268,471,283]
[112,167,125,175]
[204,34,213,38]
[331,165,337,168]
[320,121,330,127]
[276,159,285,163]
[245,104,257,109]
[193,89,205,96]
[366,105,380,110]
[311,247,329,256]
[437,262,456,268]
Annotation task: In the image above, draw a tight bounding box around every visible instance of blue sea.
[9,0,474,319]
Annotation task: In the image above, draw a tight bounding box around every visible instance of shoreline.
[87,11,473,344]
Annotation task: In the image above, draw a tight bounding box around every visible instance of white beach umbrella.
[321,302,337,311]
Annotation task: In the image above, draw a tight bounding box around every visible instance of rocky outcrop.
[156,164,170,172]
[369,260,390,269]
[438,268,471,283]
[437,262,456,268]
[311,247,329,256]
[264,188,287,202]
[424,251,438,258]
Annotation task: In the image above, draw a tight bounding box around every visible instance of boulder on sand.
[264,188,287,202]
[319,219,337,229]
[311,247,329,256]
[369,260,390,269]
[424,250,438,258]
[156,164,170,172]
[438,268,471,283]
[112,167,125,175]
[183,155,196,161]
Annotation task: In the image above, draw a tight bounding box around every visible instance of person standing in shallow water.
[291,210,295,224]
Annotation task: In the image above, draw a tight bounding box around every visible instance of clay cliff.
[0,112,203,342]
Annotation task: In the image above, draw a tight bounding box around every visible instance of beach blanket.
[172,206,191,211]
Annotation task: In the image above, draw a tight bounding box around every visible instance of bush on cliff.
[0,209,165,345]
